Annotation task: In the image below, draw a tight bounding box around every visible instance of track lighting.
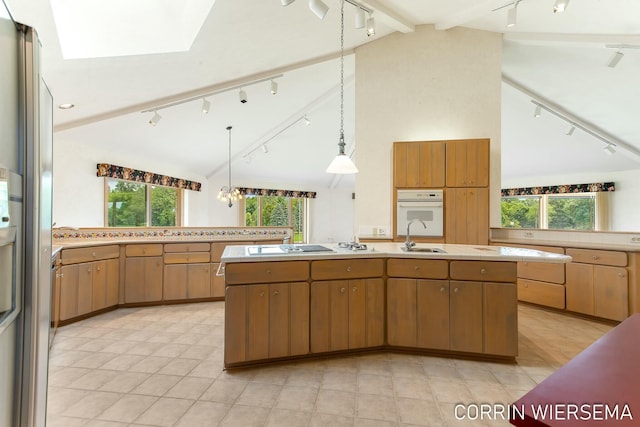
[534,104,541,117]
[281,0,296,5]
[355,6,365,29]
[148,111,161,126]
[304,115,311,125]
[603,144,616,155]
[608,50,624,68]
[566,125,575,136]
[262,144,269,154]
[270,80,278,95]
[239,89,247,104]
[309,0,329,20]
[201,98,210,114]
[366,12,375,36]
[553,0,569,13]
[506,2,519,28]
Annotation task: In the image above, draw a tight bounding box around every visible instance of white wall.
[502,169,640,232]
[354,25,503,233]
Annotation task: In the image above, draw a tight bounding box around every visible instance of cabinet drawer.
[125,244,163,257]
[518,260,565,284]
[566,248,627,267]
[61,245,119,265]
[311,258,384,281]
[518,278,565,309]
[226,261,309,284]
[450,261,516,282]
[164,252,211,264]
[164,242,211,253]
[387,258,448,279]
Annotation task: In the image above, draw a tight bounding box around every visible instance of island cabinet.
[516,245,566,309]
[59,245,120,322]
[123,244,163,304]
[309,259,385,353]
[393,141,446,188]
[449,260,518,357]
[565,248,628,321]
[163,243,212,300]
[224,261,310,365]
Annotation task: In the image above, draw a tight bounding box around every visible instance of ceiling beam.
[434,0,508,31]
[504,32,640,47]
[361,0,415,33]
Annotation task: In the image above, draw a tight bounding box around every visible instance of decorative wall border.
[238,187,317,199]
[501,182,615,197]
[53,227,291,241]
[97,163,202,192]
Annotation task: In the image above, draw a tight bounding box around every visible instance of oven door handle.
[398,202,443,208]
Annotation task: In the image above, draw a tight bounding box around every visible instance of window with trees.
[501,193,598,231]
[244,195,307,243]
[106,179,182,227]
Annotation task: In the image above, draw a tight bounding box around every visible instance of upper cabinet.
[445,139,490,187]
[394,141,446,188]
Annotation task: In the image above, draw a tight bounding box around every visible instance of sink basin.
[401,247,446,253]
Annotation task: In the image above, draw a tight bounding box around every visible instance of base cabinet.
[163,263,211,300]
[124,257,163,303]
[225,282,310,365]
[59,259,119,321]
[449,281,483,353]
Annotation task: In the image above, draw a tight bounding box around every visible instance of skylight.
[50,0,216,59]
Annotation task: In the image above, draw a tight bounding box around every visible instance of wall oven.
[396,189,444,237]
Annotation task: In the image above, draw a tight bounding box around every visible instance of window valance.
[238,187,317,199]
[501,182,615,197]
[97,163,202,192]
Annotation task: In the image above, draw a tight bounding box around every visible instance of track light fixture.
[270,80,278,95]
[506,1,519,28]
[603,144,616,155]
[608,49,624,68]
[355,6,365,29]
[553,0,569,13]
[534,104,541,117]
[262,144,269,154]
[239,89,247,104]
[304,115,311,125]
[148,111,161,126]
[566,125,576,136]
[201,98,211,114]
[309,0,329,20]
[366,12,375,36]
[281,0,296,5]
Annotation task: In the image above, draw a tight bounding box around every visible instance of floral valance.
[501,182,615,197]
[97,163,201,192]
[238,187,317,199]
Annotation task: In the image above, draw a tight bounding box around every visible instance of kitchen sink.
[401,247,446,253]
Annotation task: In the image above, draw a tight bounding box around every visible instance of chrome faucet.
[405,219,427,250]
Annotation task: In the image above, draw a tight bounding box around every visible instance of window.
[501,193,599,231]
[106,178,182,227]
[243,195,308,243]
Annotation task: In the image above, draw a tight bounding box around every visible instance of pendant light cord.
[338,0,346,155]
[227,126,232,188]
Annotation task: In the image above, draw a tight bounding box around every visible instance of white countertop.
[221,242,571,264]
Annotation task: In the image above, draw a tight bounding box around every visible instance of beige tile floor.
[46,302,613,427]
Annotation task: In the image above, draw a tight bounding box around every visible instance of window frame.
[240,195,309,243]
[104,178,183,227]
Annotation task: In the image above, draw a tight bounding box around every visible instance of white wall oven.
[396,189,444,237]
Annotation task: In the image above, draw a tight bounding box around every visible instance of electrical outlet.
[630,237,640,243]
[524,231,534,238]
[378,227,386,236]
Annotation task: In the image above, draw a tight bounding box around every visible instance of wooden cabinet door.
[246,284,269,361]
[364,278,385,347]
[289,283,310,356]
[387,278,417,347]
[445,187,489,245]
[59,264,79,321]
[125,257,145,303]
[445,139,489,187]
[484,282,518,356]
[348,279,367,349]
[187,263,211,299]
[163,264,187,300]
[417,280,450,350]
[105,258,119,307]
[566,263,594,315]
[77,262,93,316]
[449,281,483,353]
[269,283,290,358]
[310,281,348,353]
[225,286,247,365]
[394,141,446,188]
[330,281,349,351]
[91,260,107,311]
[145,257,163,301]
[594,266,628,321]
[394,142,409,187]
[211,262,225,297]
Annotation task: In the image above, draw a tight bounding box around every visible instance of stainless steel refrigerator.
[1,2,53,425]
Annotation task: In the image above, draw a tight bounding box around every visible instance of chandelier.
[217,125,242,207]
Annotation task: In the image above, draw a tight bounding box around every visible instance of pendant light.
[217,126,242,207]
[326,0,358,174]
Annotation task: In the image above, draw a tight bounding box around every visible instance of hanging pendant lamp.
[217,126,242,207]
[326,0,358,174]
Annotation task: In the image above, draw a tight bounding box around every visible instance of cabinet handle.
[453,287,459,293]
[92,252,96,257]
[440,286,445,292]
[186,255,189,260]
[273,290,279,296]
[96,266,101,271]
[524,283,528,288]
[523,262,528,266]
[414,266,420,271]
[480,268,487,275]
[266,269,272,275]
[87,268,92,273]
[592,255,598,260]
[618,273,625,278]
[346,266,352,272]
[260,292,265,297]
[340,287,346,294]
[352,286,357,292]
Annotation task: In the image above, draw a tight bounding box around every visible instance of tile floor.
[46,302,613,427]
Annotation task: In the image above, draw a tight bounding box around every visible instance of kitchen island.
[221,242,570,368]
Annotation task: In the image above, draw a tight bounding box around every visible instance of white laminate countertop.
[221,242,571,264]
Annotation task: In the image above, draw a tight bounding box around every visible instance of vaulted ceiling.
[5,0,640,189]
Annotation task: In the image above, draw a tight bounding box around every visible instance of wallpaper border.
[501,182,615,197]
[97,163,202,192]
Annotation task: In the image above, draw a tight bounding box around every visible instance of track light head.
[608,50,624,68]
[304,115,311,126]
[262,144,269,154]
[239,89,248,104]
[148,111,161,126]
[281,0,296,5]
[566,125,576,136]
[533,104,541,118]
[355,6,365,29]
[366,13,375,36]
[553,0,569,13]
[270,80,278,95]
[507,5,517,28]
[309,0,329,20]
[201,98,211,114]
[604,144,616,155]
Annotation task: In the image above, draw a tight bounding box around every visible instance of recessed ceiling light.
[58,103,75,109]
